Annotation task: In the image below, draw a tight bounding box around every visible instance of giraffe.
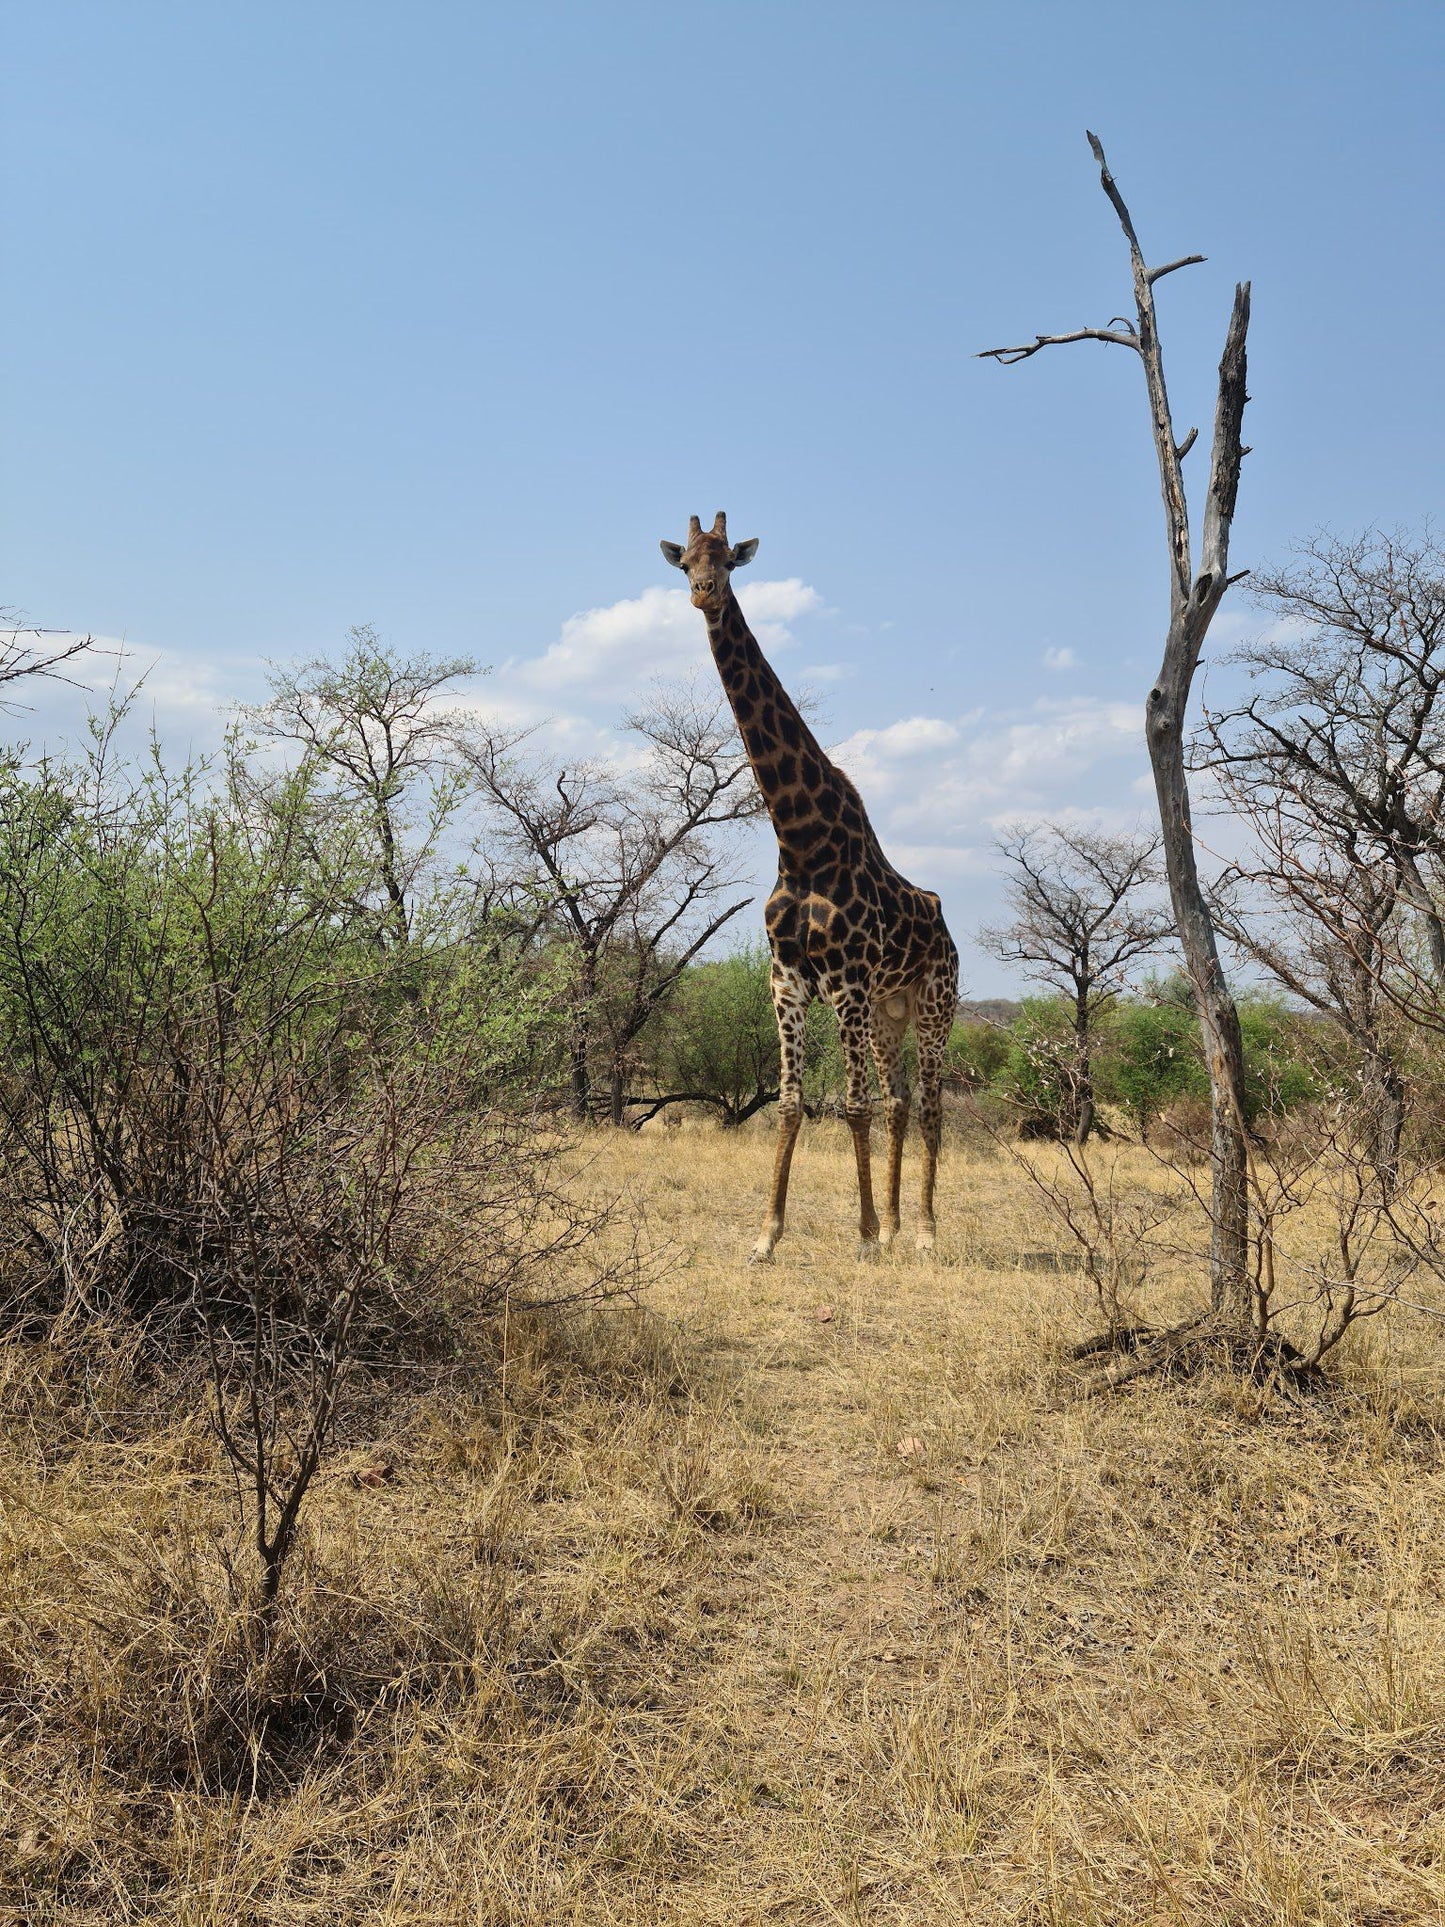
[660,512,960,1262]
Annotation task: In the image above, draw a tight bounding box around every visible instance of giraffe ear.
[659,540,687,570]
[729,538,759,569]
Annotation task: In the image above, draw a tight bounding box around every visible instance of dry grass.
[5,1124,1445,1922]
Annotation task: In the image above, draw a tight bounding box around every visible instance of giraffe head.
[660,512,759,614]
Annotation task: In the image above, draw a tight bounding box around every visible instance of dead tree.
[979,825,1172,1143]
[981,134,1256,1340]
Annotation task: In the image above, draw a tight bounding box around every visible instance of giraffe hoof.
[748,1245,776,1266]
[916,1235,937,1258]
[856,1239,881,1264]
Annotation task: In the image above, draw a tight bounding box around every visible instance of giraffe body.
[661,513,960,1260]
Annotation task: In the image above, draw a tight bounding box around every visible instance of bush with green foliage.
[943,1020,1011,1091]
[991,999,1085,1133]
[1097,998,1207,1138]
[0,717,609,1620]
[644,941,780,1127]
[971,980,1319,1142]
[0,726,568,1331]
[1237,994,1320,1121]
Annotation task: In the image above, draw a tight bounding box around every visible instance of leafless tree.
[1065,1076,1440,1397]
[1203,529,1445,949]
[196,1053,601,1647]
[1207,795,1408,1182]
[459,681,764,1123]
[1196,532,1445,1187]
[980,824,1172,1143]
[981,133,1256,1343]
[244,626,479,947]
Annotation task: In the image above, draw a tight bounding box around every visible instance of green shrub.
[644,941,780,1126]
[943,1020,1010,1091]
[1097,999,1207,1138]
[0,731,567,1332]
[990,998,1081,1134]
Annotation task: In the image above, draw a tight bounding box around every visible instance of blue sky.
[5,1,1442,993]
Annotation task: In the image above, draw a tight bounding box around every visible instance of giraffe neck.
[705,590,851,864]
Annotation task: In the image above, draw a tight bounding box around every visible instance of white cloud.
[831,696,1146,850]
[737,577,823,644]
[517,584,696,693]
[1,634,259,763]
[1043,644,1079,671]
[515,577,821,696]
[437,575,829,763]
[831,716,961,797]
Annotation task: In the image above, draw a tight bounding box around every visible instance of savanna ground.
[5,1122,1445,1924]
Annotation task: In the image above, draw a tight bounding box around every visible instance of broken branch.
[976,326,1139,365]
[1148,253,1207,285]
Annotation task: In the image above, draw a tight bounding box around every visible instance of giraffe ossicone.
[661,512,960,1261]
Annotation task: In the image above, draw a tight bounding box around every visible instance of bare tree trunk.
[1143,283,1254,1331]
[608,1063,625,1128]
[1149,589,1253,1326]
[570,1032,592,1123]
[981,133,1256,1336]
[1397,852,1445,990]
[374,797,411,948]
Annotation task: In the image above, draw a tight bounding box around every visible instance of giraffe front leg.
[751,971,810,1264]
[870,1004,909,1249]
[837,992,881,1260]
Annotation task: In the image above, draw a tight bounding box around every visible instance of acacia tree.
[245,627,478,949]
[460,682,764,1123]
[980,824,1171,1143]
[981,133,1256,1344]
